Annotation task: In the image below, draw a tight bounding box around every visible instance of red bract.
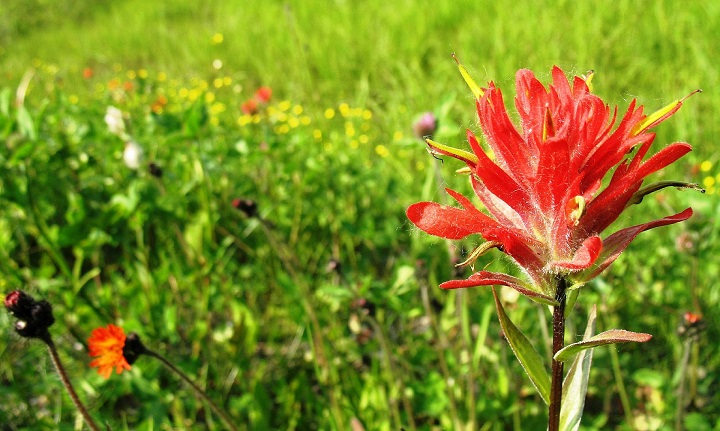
[241,98,258,115]
[407,65,700,302]
[255,86,272,103]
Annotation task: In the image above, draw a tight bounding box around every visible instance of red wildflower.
[241,98,258,115]
[88,324,131,378]
[683,312,702,325]
[407,65,700,303]
[151,95,168,113]
[254,86,272,103]
[82,68,94,80]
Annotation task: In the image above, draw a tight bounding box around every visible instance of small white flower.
[105,106,126,136]
[123,141,143,170]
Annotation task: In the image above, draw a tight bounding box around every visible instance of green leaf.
[492,287,550,404]
[558,306,596,431]
[16,105,37,140]
[9,141,35,163]
[554,329,652,362]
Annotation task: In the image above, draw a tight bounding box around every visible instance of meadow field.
[1,0,719,429]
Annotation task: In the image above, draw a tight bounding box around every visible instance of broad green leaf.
[558,306,596,431]
[492,287,550,404]
[554,329,652,362]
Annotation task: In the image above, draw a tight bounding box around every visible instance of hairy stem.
[548,277,567,431]
[144,349,238,431]
[41,334,102,431]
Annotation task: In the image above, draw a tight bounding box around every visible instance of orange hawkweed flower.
[88,324,131,378]
[241,98,258,115]
[254,86,272,103]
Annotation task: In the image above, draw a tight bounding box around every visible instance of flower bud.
[122,332,147,365]
[148,162,163,178]
[232,198,258,218]
[4,290,55,339]
[413,112,437,139]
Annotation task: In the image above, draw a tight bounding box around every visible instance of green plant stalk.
[609,340,634,426]
[24,165,73,280]
[40,333,102,431]
[366,317,417,431]
[675,338,692,431]
[548,277,567,431]
[257,220,346,429]
[458,290,477,431]
[419,278,462,430]
[144,348,238,431]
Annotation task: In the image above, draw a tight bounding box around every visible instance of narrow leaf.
[558,306,596,431]
[554,329,652,362]
[493,287,551,404]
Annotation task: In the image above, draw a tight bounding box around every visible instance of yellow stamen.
[542,106,555,142]
[566,196,586,226]
[582,70,595,92]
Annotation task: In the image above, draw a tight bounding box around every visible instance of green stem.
[258,220,345,428]
[144,349,238,431]
[24,165,73,280]
[675,339,692,431]
[609,340,634,426]
[548,277,567,431]
[41,333,103,431]
[366,317,416,431]
[419,277,461,430]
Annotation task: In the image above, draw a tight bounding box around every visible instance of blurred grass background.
[0,0,718,430]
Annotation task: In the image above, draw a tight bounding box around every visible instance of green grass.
[1,1,719,430]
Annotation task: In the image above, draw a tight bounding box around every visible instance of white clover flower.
[123,141,143,170]
[105,106,126,136]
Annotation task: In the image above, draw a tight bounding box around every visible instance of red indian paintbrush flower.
[407,63,701,304]
[88,324,132,378]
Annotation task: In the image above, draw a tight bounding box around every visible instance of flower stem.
[144,349,239,431]
[548,277,567,431]
[41,333,102,431]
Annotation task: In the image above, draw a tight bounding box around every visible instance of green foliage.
[1,0,719,430]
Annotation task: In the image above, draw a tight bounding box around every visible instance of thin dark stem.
[548,277,567,431]
[41,333,102,431]
[144,349,239,431]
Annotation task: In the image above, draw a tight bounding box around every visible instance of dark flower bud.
[148,162,163,178]
[122,332,148,365]
[4,291,55,339]
[352,298,376,317]
[232,198,258,218]
[4,290,35,321]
